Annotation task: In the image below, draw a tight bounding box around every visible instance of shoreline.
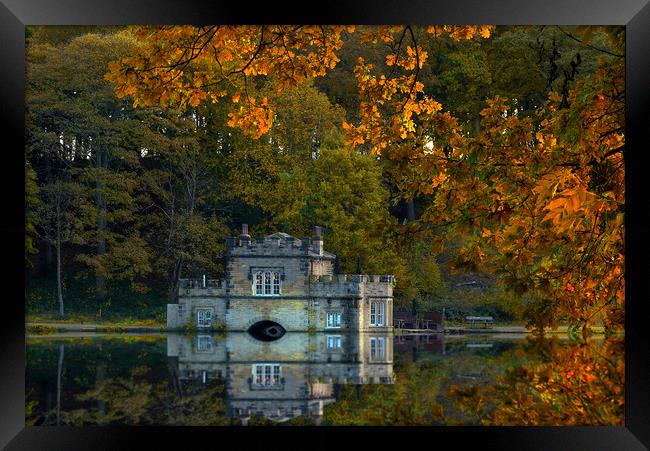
[26,321,622,339]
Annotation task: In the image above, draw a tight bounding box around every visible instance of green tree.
[273,146,402,275]
[27,30,155,310]
[25,162,40,264]
[140,136,230,300]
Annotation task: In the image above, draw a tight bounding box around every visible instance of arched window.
[254,270,281,296]
[255,272,263,294]
[272,271,280,294]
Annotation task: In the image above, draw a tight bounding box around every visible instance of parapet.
[309,274,394,297]
[226,227,335,260]
[178,278,226,296]
[227,234,307,255]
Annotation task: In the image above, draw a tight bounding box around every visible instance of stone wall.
[167,230,393,332]
[227,236,334,297]
[309,297,361,332]
[166,304,180,329]
[226,298,310,331]
[169,297,228,329]
[169,289,393,332]
[359,297,393,333]
[229,253,310,297]
[310,258,334,276]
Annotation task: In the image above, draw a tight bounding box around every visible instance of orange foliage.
[106,25,491,141]
[450,337,624,425]
[106,25,623,332]
[106,25,352,138]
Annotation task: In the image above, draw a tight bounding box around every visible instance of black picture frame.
[2,0,648,449]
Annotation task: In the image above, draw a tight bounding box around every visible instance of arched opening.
[248,320,286,341]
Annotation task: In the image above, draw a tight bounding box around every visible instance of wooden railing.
[465,316,494,328]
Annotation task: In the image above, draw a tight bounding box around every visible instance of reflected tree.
[449,336,624,425]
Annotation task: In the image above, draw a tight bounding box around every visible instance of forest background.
[24,25,624,334]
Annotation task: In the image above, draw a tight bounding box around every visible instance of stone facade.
[167,331,394,423]
[167,226,394,333]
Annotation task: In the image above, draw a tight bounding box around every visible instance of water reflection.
[25,333,624,426]
[449,335,625,426]
[167,332,394,424]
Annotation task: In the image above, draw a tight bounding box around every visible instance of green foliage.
[25,324,58,335]
[273,146,402,275]
[25,163,40,263]
[395,239,447,303]
[26,29,231,311]
[324,358,449,425]
[26,267,167,321]
[433,287,519,324]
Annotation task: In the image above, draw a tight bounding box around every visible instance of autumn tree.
[450,336,624,425]
[27,25,624,332]
[103,24,491,294]
[406,27,625,333]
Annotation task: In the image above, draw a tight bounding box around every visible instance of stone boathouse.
[167,225,394,333]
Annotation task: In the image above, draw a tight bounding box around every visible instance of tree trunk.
[96,359,107,416]
[474,116,481,136]
[168,258,184,302]
[95,147,107,314]
[406,199,416,222]
[56,203,64,318]
[474,107,481,136]
[56,344,64,425]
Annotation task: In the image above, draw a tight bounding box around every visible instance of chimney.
[312,226,323,256]
[239,223,251,246]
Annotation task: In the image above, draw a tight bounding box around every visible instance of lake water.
[25,332,624,426]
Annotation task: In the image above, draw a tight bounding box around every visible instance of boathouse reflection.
[167,332,394,423]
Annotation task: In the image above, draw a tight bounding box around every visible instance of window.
[197,308,212,328]
[253,270,281,296]
[255,272,263,294]
[370,337,385,360]
[273,272,280,295]
[326,312,341,328]
[197,335,213,352]
[253,364,281,386]
[327,335,342,349]
[370,302,385,326]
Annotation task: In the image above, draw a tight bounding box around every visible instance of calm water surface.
[26,332,623,426]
